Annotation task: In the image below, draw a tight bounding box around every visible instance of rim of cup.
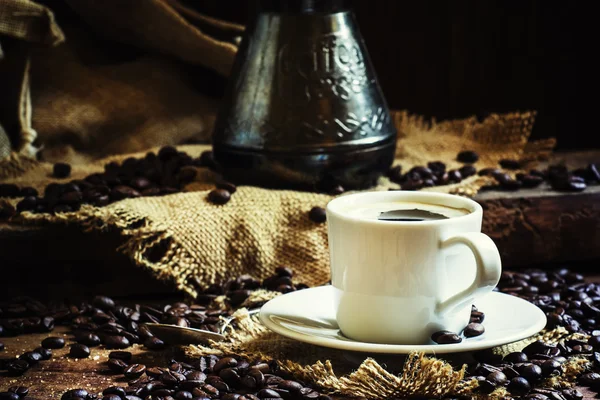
[326,190,482,226]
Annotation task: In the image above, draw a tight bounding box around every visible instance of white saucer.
[259,286,547,354]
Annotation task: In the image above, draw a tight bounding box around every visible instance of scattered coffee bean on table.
[308,206,327,223]
[499,159,522,170]
[7,386,28,397]
[69,343,90,358]
[52,162,72,178]
[457,150,479,163]
[0,199,16,220]
[208,188,231,205]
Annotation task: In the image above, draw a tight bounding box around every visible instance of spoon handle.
[219,308,261,333]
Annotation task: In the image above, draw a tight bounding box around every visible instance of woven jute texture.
[1,111,555,297]
[184,308,590,400]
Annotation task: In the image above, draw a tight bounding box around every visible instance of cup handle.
[436,232,502,315]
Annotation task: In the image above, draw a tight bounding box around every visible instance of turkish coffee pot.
[212,0,397,190]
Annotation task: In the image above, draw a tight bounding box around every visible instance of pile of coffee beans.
[98,354,329,400]
[3,267,600,399]
[387,150,599,193]
[1,355,331,400]
[458,268,600,399]
[0,268,307,378]
[0,148,221,215]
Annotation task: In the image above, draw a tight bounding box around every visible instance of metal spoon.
[145,309,260,344]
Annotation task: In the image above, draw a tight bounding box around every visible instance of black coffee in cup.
[378,208,449,221]
[343,201,470,222]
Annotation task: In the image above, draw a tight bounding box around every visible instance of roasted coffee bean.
[524,394,549,400]
[130,177,152,190]
[447,170,462,183]
[70,343,90,358]
[111,185,141,201]
[459,165,477,178]
[76,332,101,346]
[102,395,121,400]
[0,199,16,220]
[5,359,29,376]
[508,376,531,396]
[7,386,28,397]
[499,159,521,170]
[387,165,403,182]
[107,358,128,373]
[431,330,453,342]
[19,351,42,364]
[401,179,424,190]
[478,167,501,177]
[16,196,37,212]
[175,392,193,400]
[587,163,600,182]
[18,186,38,197]
[34,346,52,360]
[0,393,20,400]
[61,388,88,399]
[108,350,132,362]
[579,372,600,387]
[0,183,21,197]
[504,351,528,363]
[434,332,462,344]
[257,388,281,398]
[521,364,543,382]
[487,371,508,385]
[124,363,146,379]
[104,335,130,349]
[540,359,561,376]
[308,206,326,223]
[216,181,237,194]
[0,342,4,351]
[208,189,231,205]
[41,336,65,349]
[500,178,522,191]
[463,323,484,337]
[521,174,544,188]
[212,356,237,373]
[551,176,587,192]
[523,341,557,356]
[53,162,72,178]
[562,388,584,400]
[103,387,126,398]
[427,161,446,175]
[457,150,479,163]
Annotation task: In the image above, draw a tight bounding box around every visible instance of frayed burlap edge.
[185,309,592,400]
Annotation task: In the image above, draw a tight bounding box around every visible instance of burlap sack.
[1,111,555,297]
[0,0,239,163]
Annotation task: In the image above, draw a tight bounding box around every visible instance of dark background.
[190,0,583,150]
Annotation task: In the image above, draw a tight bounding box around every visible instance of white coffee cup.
[326,191,501,345]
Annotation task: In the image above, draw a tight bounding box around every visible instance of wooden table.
[1,150,599,398]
